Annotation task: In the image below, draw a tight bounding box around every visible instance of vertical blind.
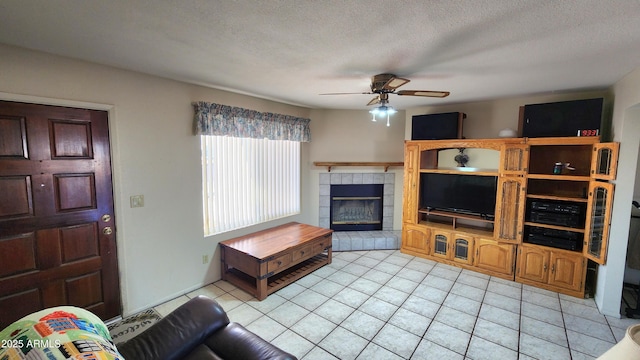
[194,101,309,236]
[201,135,300,235]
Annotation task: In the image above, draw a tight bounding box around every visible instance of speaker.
[411,112,465,140]
[519,98,603,138]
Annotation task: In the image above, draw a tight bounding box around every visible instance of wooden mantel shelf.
[313,162,404,172]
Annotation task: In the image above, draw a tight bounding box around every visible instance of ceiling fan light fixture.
[369,104,396,126]
[369,105,396,116]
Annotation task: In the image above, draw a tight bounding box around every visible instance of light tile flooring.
[154,250,640,359]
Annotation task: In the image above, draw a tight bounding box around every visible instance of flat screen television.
[420,173,497,218]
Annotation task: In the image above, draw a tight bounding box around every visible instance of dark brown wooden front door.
[0,101,121,328]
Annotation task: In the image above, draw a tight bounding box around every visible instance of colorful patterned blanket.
[0,306,123,359]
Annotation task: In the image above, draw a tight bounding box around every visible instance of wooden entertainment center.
[401,136,619,297]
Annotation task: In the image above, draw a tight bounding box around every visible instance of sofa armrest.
[204,322,298,360]
[118,295,230,360]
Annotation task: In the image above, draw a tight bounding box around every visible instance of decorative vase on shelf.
[454,148,469,167]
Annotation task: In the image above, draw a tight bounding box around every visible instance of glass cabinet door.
[452,234,474,265]
[432,231,450,260]
[583,181,614,264]
[591,143,619,181]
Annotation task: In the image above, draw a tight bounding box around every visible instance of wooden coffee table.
[219,222,333,300]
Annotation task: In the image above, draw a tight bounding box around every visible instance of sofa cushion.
[205,323,297,360]
[118,296,230,360]
[183,344,224,360]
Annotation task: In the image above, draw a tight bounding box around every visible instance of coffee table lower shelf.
[223,254,330,299]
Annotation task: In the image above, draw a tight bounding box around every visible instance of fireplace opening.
[330,184,383,231]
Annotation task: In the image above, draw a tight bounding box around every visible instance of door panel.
[402,144,419,224]
[517,245,548,283]
[591,142,619,181]
[583,181,614,264]
[402,223,430,255]
[475,238,515,276]
[494,177,526,243]
[548,252,584,291]
[452,234,474,265]
[0,101,120,328]
[0,233,37,277]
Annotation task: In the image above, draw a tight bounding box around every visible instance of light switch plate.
[130,195,144,208]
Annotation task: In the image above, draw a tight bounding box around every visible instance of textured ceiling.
[1,0,640,110]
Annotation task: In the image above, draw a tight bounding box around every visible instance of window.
[193,101,309,235]
[201,135,300,235]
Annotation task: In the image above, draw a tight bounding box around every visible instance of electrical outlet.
[130,195,144,208]
[202,254,209,264]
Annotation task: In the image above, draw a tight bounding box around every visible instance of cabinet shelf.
[416,220,494,238]
[419,209,494,224]
[527,174,591,181]
[527,178,589,200]
[526,194,588,203]
[419,168,499,176]
[524,221,585,233]
[313,162,403,172]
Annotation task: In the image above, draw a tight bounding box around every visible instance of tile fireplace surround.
[319,172,400,251]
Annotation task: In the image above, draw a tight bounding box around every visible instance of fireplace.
[319,172,394,231]
[330,184,383,231]
[318,172,399,251]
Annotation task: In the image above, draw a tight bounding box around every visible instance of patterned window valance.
[193,101,311,142]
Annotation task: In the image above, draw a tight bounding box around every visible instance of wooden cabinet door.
[494,177,526,243]
[431,230,451,260]
[583,181,614,264]
[591,142,619,181]
[0,101,120,328]
[402,224,430,256]
[452,233,474,265]
[500,144,529,175]
[516,245,549,284]
[402,143,419,224]
[474,238,515,276]
[548,251,585,292]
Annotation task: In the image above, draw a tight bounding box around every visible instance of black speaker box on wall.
[519,98,603,138]
[411,112,465,140]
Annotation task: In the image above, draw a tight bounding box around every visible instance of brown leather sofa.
[118,295,298,360]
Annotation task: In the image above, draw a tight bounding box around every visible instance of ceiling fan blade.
[396,90,450,98]
[319,92,374,95]
[367,96,380,106]
[382,76,410,90]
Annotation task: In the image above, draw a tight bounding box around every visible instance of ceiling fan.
[321,73,450,107]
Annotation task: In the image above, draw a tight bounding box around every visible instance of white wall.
[306,109,406,231]
[595,67,640,316]
[0,44,312,315]
[405,91,611,140]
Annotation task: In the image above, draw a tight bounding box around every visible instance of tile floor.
[153,250,640,359]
